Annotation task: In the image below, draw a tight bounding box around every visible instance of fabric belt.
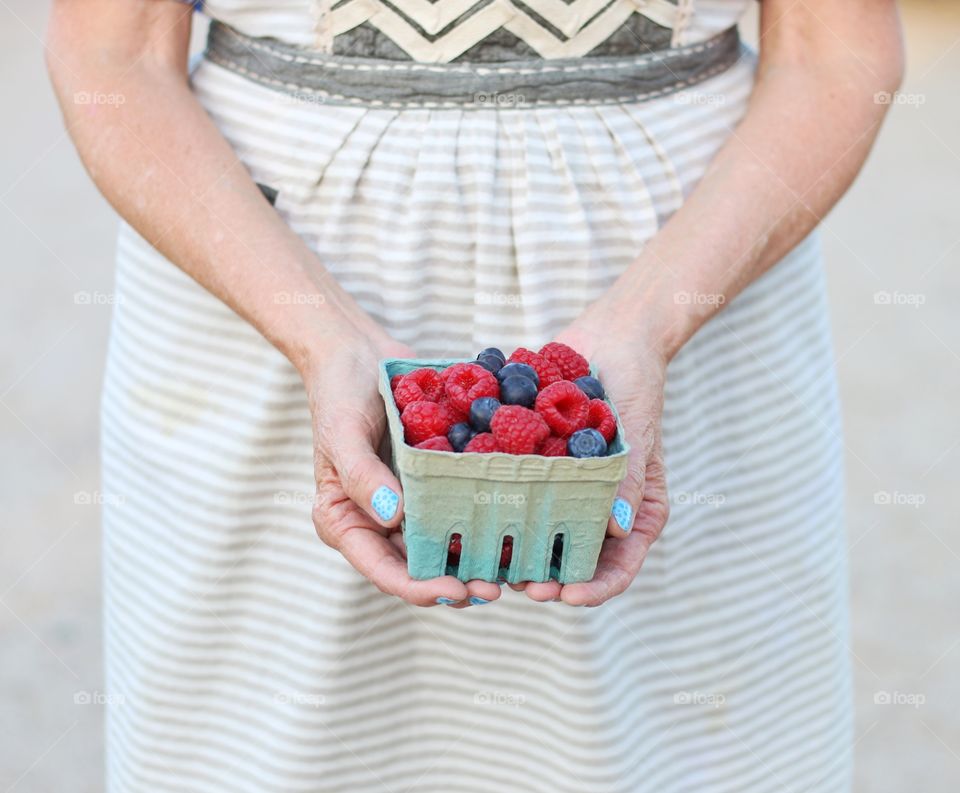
[204,21,743,110]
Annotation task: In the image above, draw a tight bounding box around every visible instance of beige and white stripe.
[101,4,851,791]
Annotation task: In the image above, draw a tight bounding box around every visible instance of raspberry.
[401,401,454,445]
[441,363,500,415]
[439,395,469,425]
[499,535,513,568]
[539,342,590,380]
[464,432,500,453]
[585,399,617,443]
[394,368,444,411]
[537,435,569,457]
[506,348,563,390]
[534,380,589,438]
[390,374,403,392]
[414,436,454,452]
[490,405,550,455]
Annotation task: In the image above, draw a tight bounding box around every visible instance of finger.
[524,580,561,602]
[632,453,670,541]
[387,526,501,606]
[607,443,647,538]
[463,579,503,605]
[559,530,650,606]
[564,455,669,607]
[328,431,405,530]
[338,527,468,606]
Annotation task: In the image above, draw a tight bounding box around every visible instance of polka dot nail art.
[612,497,632,532]
[371,485,399,521]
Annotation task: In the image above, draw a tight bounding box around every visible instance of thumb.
[607,415,653,537]
[328,430,405,530]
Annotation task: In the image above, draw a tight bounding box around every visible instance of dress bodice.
[190,0,752,63]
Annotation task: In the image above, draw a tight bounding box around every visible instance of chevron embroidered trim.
[323,0,682,63]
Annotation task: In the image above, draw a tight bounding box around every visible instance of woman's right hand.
[303,330,503,608]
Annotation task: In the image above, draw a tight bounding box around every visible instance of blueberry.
[574,375,605,400]
[469,397,501,432]
[448,422,475,452]
[499,375,538,407]
[567,428,608,458]
[475,354,504,375]
[478,347,506,364]
[497,362,539,387]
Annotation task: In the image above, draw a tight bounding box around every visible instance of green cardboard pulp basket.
[379,358,629,584]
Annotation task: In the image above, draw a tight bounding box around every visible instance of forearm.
[608,1,904,360]
[46,3,387,376]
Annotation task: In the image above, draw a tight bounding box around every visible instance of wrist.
[292,312,409,387]
[589,283,691,366]
[600,262,729,364]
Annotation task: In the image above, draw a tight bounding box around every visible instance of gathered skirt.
[101,43,852,792]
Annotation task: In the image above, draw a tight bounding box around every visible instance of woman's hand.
[302,330,503,608]
[519,302,671,607]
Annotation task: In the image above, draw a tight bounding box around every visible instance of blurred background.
[1,1,958,790]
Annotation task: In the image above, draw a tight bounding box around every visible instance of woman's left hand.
[520,305,672,606]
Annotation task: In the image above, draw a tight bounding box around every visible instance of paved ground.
[1,1,958,790]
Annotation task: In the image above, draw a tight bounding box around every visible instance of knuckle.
[311,492,343,548]
[339,457,371,498]
[624,461,646,494]
[657,497,671,529]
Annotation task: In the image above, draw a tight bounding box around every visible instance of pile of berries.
[390,343,616,458]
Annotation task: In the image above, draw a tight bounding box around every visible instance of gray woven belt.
[204,21,743,110]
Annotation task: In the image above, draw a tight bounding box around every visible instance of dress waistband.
[204,21,742,110]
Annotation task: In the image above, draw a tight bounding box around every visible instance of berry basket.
[379,358,629,584]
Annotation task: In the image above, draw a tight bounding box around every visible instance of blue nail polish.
[612,498,632,532]
[436,597,458,605]
[469,596,489,605]
[371,485,399,521]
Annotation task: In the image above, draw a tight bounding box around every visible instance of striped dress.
[102,1,852,790]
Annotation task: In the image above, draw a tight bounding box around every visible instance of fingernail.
[468,596,489,605]
[436,597,458,605]
[612,498,632,532]
[371,485,399,521]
